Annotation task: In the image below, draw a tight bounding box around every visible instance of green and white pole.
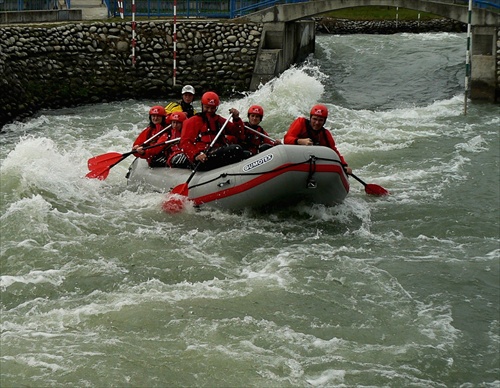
[464,0,472,115]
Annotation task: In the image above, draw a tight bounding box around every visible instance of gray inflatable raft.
[126,144,349,210]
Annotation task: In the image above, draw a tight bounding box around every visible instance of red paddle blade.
[88,152,123,170]
[162,183,189,213]
[162,195,187,213]
[85,166,111,180]
[364,184,389,196]
[171,183,189,196]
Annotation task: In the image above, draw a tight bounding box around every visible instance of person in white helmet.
[165,85,197,119]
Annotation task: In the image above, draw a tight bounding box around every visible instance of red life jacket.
[242,123,274,155]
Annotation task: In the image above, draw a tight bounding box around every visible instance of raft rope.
[187,155,343,191]
[306,156,317,189]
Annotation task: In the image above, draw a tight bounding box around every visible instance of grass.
[320,6,442,21]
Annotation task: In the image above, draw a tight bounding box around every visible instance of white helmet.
[181,85,195,95]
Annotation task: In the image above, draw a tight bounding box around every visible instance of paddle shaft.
[244,125,276,143]
[349,172,389,196]
[143,124,172,145]
[105,137,179,163]
[86,138,180,180]
[183,116,232,187]
[131,137,180,155]
[349,173,368,186]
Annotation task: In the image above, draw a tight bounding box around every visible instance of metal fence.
[0,0,307,16]
[1,0,63,11]
[2,0,498,16]
[109,0,308,19]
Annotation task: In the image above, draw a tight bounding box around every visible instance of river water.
[1,32,499,387]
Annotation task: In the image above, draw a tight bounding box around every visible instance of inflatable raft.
[126,145,350,210]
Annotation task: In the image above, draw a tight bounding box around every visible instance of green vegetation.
[321,6,441,21]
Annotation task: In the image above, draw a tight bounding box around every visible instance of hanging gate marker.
[118,0,124,19]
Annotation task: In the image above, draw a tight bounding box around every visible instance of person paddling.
[164,112,191,168]
[180,91,245,171]
[132,105,171,167]
[241,104,281,156]
[284,104,352,175]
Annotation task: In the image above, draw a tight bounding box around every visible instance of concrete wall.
[250,20,315,90]
[238,0,499,27]
[0,10,82,24]
[470,26,499,102]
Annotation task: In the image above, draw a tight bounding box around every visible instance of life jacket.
[149,126,183,167]
[241,123,270,155]
[305,119,333,148]
[165,100,196,118]
[194,112,226,147]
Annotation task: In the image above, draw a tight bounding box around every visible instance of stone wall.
[0,21,262,127]
[315,17,467,34]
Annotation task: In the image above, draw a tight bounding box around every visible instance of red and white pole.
[117,0,124,19]
[131,0,136,66]
[173,0,177,85]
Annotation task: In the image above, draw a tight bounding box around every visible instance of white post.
[131,0,136,66]
[173,0,177,86]
[464,0,472,115]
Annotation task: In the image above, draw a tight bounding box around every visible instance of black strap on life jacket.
[195,112,222,142]
[244,124,264,144]
[180,100,195,118]
[305,119,332,148]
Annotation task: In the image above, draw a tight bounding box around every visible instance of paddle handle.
[121,125,174,159]
[124,137,180,158]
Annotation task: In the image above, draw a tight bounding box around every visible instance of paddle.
[162,116,232,213]
[244,125,387,196]
[349,173,389,196]
[86,138,180,180]
[87,124,171,171]
[244,125,279,143]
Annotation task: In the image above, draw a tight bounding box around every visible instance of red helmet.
[247,105,264,118]
[201,91,220,107]
[149,105,166,116]
[169,111,187,123]
[310,104,328,118]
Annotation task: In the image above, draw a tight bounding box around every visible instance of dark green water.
[1,33,499,387]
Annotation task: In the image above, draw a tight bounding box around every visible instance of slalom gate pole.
[464,0,472,115]
[173,0,177,85]
[131,0,136,66]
